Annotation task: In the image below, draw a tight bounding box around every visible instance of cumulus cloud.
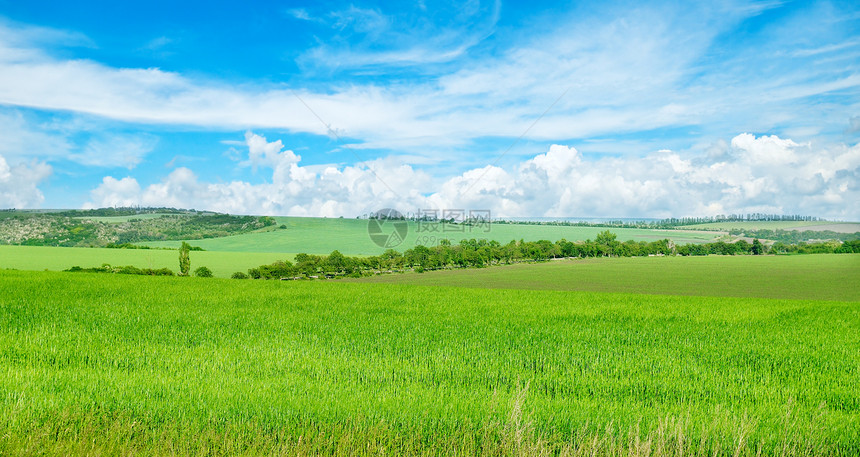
[242,131,300,170]
[85,133,434,216]
[87,176,141,208]
[85,132,860,220]
[426,134,860,219]
[0,154,52,208]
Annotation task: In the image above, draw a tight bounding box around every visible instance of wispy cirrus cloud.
[0,1,857,159]
[295,1,501,70]
[69,134,157,169]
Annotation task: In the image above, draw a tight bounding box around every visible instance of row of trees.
[65,231,859,280]
[770,239,860,254]
[492,214,824,229]
[244,231,860,280]
[728,228,860,243]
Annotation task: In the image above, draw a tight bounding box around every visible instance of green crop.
[0,269,857,455]
[142,216,721,255]
[0,245,294,278]
[352,254,860,301]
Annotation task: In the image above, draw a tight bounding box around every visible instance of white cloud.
[847,116,860,134]
[86,176,141,208]
[429,133,860,219]
[298,1,500,69]
[0,4,857,161]
[85,133,435,216]
[141,36,172,52]
[0,109,155,169]
[285,8,313,21]
[0,154,52,208]
[0,110,73,161]
[85,132,860,220]
[243,131,300,170]
[70,134,156,169]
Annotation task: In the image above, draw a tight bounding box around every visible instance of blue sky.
[0,0,858,218]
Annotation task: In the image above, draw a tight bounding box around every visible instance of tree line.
[65,231,860,280]
[242,231,860,280]
[727,228,860,243]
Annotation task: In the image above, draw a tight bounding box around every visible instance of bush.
[149,268,175,276]
[194,266,213,278]
[231,271,249,279]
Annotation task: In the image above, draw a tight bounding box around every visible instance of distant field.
[1,270,857,455]
[0,245,293,278]
[679,220,860,232]
[351,254,860,301]
[143,217,721,255]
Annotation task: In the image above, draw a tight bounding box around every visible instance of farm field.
[142,216,722,255]
[0,269,857,455]
[679,220,860,233]
[0,245,293,278]
[351,254,860,301]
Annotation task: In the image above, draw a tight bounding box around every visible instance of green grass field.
[1,264,858,455]
[351,254,860,301]
[142,216,721,256]
[0,245,294,278]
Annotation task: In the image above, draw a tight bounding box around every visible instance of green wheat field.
[1,252,858,455]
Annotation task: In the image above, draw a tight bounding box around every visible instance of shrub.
[231,271,249,279]
[150,268,175,276]
[116,265,143,275]
[194,266,213,278]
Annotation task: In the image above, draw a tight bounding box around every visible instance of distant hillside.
[0,208,276,247]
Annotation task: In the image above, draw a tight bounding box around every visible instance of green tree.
[325,250,347,273]
[751,239,764,255]
[179,242,191,276]
[194,266,213,277]
[595,230,619,256]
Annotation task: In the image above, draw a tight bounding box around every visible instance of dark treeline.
[104,243,205,250]
[53,207,197,217]
[66,264,175,276]
[651,213,823,227]
[243,231,860,280]
[493,214,824,229]
[771,240,860,255]
[728,228,860,243]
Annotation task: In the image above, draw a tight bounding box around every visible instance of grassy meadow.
[352,254,860,301]
[0,245,294,278]
[142,217,722,255]
[1,264,859,455]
